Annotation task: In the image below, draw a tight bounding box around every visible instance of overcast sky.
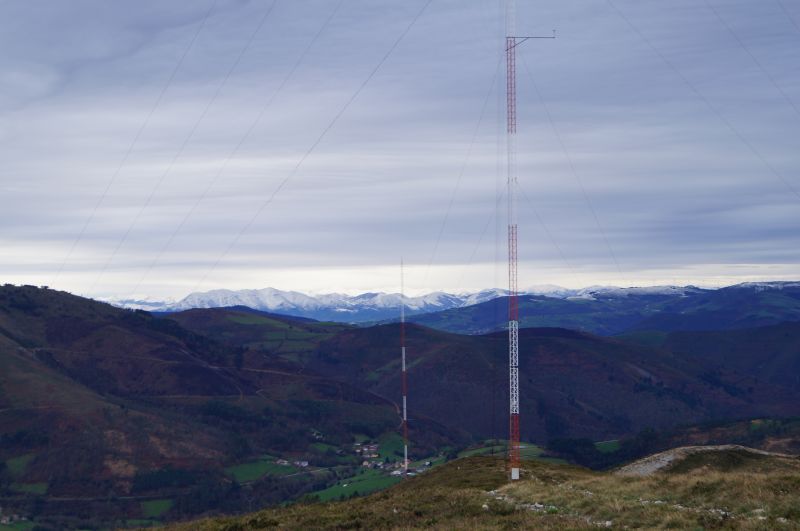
[1,0,799,300]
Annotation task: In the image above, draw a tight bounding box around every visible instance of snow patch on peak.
[523,285,577,298]
[175,288,322,311]
[460,288,508,306]
[578,285,701,298]
[102,296,176,311]
[729,281,800,291]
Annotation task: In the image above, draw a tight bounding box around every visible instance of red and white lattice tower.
[505,0,521,482]
[400,259,409,475]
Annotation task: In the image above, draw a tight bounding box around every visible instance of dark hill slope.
[408,295,662,335]
[309,324,800,442]
[0,286,456,528]
[154,304,800,444]
[655,321,800,391]
[0,287,247,397]
[165,306,351,370]
[631,283,800,332]
[656,417,800,455]
[0,288,236,500]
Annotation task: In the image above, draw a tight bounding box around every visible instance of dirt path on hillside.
[615,444,797,477]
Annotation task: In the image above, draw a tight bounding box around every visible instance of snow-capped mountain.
[109,287,485,322]
[169,289,465,314]
[105,296,177,311]
[175,288,323,312]
[105,283,724,323]
[523,284,578,298]
[518,284,705,301]
[565,285,707,300]
[726,281,800,292]
[458,288,509,306]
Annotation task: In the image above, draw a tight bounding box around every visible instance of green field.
[458,442,549,461]
[225,459,299,483]
[5,453,34,476]
[310,442,338,452]
[227,314,290,327]
[378,432,405,459]
[9,482,47,495]
[520,444,544,458]
[458,445,506,458]
[276,340,316,352]
[0,522,36,530]
[141,498,174,518]
[408,454,448,470]
[311,469,402,502]
[595,440,621,454]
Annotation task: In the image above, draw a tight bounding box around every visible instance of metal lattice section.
[506,38,516,135]
[508,322,519,413]
[508,316,521,475]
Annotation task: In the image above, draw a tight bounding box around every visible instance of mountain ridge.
[104,281,800,325]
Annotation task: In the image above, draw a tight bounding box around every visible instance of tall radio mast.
[504,0,554,481]
[400,259,409,475]
[505,0,521,482]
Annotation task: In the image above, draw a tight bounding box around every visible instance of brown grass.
[503,453,800,530]
[158,451,800,530]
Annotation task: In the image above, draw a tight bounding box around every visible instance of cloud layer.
[1,0,799,298]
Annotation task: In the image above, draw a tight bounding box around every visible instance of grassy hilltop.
[164,449,800,530]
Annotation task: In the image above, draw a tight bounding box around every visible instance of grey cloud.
[1,0,799,298]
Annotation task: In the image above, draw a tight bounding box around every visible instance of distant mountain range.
[106,281,800,329]
[109,287,508,321]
